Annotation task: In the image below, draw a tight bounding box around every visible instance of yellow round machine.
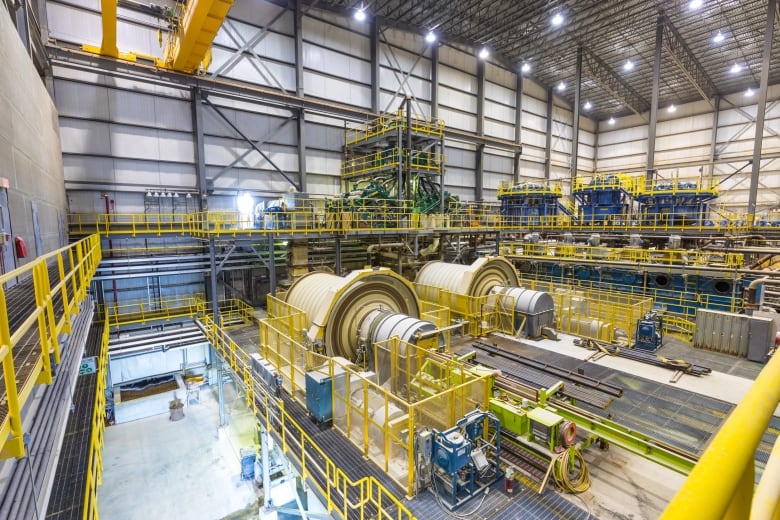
[415,256,520,296]
[283,267,439,360]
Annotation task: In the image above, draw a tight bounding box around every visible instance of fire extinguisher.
[14,236,28,258]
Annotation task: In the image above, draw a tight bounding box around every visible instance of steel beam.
[212,115,295,182]
[583,48,650,118]
[202,95,301,190]
[748,0,777,221]
[191,87,208,207]
[545,87,553,180]
[96,0,118,57]
[370,19,380,113]
[476,59,485,136]
[297,109,307,192]
[294,0,304,97]
[208,236,225,427]
[211,9,286,78]
[572,46,582,181]
[662,16,717,104]
[647,15,663,186]
[169,0,234,73]
[513,73,523,183]
[709,95,720,179]
[431,43,439,119]
[475,143,485,201]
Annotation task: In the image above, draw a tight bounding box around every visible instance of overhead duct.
[283,268,424,360]
[414,257,520,297]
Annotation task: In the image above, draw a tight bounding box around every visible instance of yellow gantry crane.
[83,0,233,73]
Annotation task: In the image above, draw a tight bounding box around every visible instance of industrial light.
[713,31,725,43]
[185,193,193,199]
[689,0,703,9]
[354,8,366,22]
[478,47,490,59]
[551,13,564,26]
[425,31,436,43]
[557,81,566,92]
[153,192,160,198]
[608,117,616,125]
[146,190,153,197]
[521,62,531,73]
[730,63,741,74]
[745,87,754,97]
[173,192,179,198]
[667,104,677,113]
[623,60,634,71]
[237,192,254,214]
[584,101,592,110]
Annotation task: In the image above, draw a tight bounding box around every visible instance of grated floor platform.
[45,323,103,520]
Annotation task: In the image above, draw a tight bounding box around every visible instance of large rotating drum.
[415,257,519,297]
[283,268,423,359]
[490,286,555,339]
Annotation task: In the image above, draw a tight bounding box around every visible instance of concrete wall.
[0,8,67,265]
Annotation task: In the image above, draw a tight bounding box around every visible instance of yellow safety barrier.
[661,351,780,519]
[200,313,417,520]
[507,242,744,268]
[342,148,444,179]
[414,284,515,337]
[99,295,253,329]
[83,320,109,520]
[345,110,443,147]
[497,180,564,197]
[0,235,101,459]
[68,207,763,238]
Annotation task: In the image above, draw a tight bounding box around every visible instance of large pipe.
[414,257,519,297]
[283,267,420,360]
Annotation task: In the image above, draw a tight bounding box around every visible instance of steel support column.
[268,236,276,295]
[545,87,553,180]
[748,0,777,221]
[297,109,307,192]
[513,73,523,183]
[431,43,439,119]
[647,15,663,186]
[208,236,225,427]
[709,95,720,179]
[191,87,208,207]
[475,144,485,201]
[572,47,582,182]
[370,18,380,113]
[476,60,485,136]
[294,0,304,97]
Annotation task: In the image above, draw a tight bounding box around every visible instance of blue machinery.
[498,182,568,226]
[572,174,635,223]
[427,410,502,511]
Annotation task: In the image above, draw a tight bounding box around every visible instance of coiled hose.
[553,448,591,493]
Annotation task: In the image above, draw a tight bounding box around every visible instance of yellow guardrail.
[98,295,254,329]
[663,315,696,342]
[83,319,109,520]
[573,173,643,196]
[69,208,762,237]
[345,110,443,147]
[507,242,744,268]
[200,312,417,520]
[661,350,780,519]
[342,148,444,179]
[414,284,515,337]
[0,234,101,459]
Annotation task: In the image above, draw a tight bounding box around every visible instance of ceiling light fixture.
[146,190,153,197]
[668,104,677,113]
[521,62,531,73]
[551,13,564,26]
[425,31,436,43]
[608,117,616,125]
[623,60,634,71]
[478,47,490,59]
[745,87,754,97]
[713,31,725,43]
[730,63,741,74]
[186,193,192,199]
[584,101,592,110]
[557,81,566,92]
[689,0,703,9]
[354,8,366,22]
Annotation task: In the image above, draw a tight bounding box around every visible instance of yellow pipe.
[662,351,780,519]
[751,435,780,520]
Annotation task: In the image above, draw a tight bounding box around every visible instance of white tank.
[415,257,519,297]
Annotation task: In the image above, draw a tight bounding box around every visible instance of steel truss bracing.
[661,14,717,104]
[583,48,650,118]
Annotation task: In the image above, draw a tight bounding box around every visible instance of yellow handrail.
[83,320,109,520]
[0,235,101,459]
[199,314,416,520]
[661,351,780,519]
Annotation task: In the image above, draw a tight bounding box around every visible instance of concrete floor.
[99,383,262,520]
